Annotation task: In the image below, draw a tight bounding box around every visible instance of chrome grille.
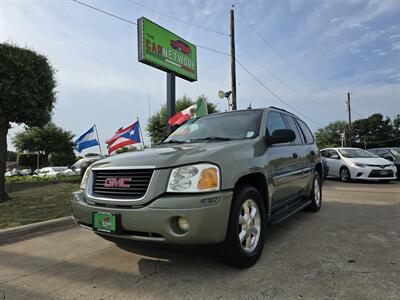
[92,169,154,199]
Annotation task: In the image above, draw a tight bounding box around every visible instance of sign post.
[166,73,176,133]
[137,17,197,134]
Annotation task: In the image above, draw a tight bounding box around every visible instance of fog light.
[177,217,190,232]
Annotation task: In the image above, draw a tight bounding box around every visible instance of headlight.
[167,163,220,193]
[80,165,94,189]
[354,163,366,168]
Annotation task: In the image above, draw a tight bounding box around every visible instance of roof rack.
[268,106,296,116]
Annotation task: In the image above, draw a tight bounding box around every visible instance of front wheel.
[218,185,266,268]
[340,167,351,182]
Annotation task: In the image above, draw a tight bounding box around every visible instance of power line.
[196,44,230,56]
[71,0,137,25]
[351,107,367,119]
[235,58,326,127]
[236,42,338,112]
[237,10,333,93]
[70,0,326,127]
[365,136,400,144]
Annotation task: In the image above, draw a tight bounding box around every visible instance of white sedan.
[320,147,397,182]
[36,167,76,177]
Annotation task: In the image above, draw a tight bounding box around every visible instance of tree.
[314,121,348,149]
[13,123,75,167]
[17,153,47,172]
[0,43,56,202]
[116,145,140,154]
[352,113,395,148]
[7,151,17,162]
[147,95,218,145]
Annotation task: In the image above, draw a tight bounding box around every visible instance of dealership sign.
[137,17,197,82]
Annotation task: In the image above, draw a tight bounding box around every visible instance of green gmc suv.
[72,107,322,267]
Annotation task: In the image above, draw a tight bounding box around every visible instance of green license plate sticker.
[93,213,117,233]
[380,170,388,175]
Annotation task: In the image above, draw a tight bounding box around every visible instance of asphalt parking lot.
[0,180,399,300]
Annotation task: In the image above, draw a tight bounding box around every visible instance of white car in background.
[320,147,397,182]
[36,167,76,177]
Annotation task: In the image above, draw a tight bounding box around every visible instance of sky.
[2,0,400,154]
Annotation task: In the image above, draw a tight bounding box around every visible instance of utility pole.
[230,5,237,110]
[346,92,352,147]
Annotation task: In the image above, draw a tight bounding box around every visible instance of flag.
[106,121,141,154]
[168,99,208,126]
[75,126,99,153]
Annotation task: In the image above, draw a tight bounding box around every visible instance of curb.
[0,216,77,246]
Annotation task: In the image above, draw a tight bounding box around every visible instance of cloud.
[350,23,363,29]
[389,34,400,40]
[349,48,364,54]
[330,17,342,23]
[392,41,400,50]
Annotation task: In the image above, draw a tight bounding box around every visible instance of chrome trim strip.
[92,166,156,170]
[80,224,93,231]
[273,167,313,186]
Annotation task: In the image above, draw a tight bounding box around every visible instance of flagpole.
[137,117,145,150]
[94,124,103,157]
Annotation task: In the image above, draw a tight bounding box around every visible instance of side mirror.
[267,129,296,144]
[331,154,340,159]
[382,155,394,161]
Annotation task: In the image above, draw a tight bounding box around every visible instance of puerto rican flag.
[106,121,141,154]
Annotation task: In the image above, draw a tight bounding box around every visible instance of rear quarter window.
[296,119,314,144]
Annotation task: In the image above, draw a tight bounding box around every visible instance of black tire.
[218,185,267,268]
[340,166,351,182]
[305,171,322,212]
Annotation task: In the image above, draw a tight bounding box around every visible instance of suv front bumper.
[71,190,233,244]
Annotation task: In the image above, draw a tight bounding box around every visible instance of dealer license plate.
[93,212,118,233]
[380,170,388,176]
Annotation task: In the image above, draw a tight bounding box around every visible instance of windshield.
[338,148,377,158]
[163,111,262,144]
[389,148,400,159]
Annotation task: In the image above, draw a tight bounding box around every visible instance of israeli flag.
[75,126,99,153]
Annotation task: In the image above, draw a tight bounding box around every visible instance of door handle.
[293,153,298,159]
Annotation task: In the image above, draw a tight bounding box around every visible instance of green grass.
[0,183,80,229]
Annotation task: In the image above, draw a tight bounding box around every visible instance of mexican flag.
[168,99,208,126]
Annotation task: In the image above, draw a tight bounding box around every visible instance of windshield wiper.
[190,136,233,142]
[161,139,186,144]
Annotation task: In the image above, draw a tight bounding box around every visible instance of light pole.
[218,90,232,111]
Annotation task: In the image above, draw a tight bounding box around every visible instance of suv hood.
[91,140,254,169]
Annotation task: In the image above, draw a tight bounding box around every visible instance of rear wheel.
[306,172,322,212]
[340,167,351,182]
[218,185,266,268]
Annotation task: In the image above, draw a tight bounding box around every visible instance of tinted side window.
[296,119,314,144]
[320,150,329,157]
[266,112,287,135]
[283,115,302,145]
[328,149,339,157]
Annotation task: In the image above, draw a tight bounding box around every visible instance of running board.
[270,199,311,224]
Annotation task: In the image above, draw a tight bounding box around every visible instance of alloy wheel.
[314,176,321,207]
[238,199,261,253]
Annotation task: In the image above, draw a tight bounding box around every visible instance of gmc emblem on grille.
[104,177,132,188]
